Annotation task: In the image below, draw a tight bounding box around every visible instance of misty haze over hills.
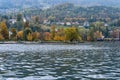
[0,0,120,9]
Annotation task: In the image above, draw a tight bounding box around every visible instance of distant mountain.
[43,0,120,7]
[0,0,120,9]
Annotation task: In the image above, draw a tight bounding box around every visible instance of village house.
[66,22,71,26]
[43,20,50,25]
[9,19,16,24]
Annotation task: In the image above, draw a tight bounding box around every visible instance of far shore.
[0,41,84,44]
[0,40,119,44]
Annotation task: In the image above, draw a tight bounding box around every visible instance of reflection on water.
[0,42,120,80]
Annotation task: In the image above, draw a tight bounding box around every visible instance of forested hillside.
[0,0,120,9]
[0,3,120,42]
[22,3,120,26]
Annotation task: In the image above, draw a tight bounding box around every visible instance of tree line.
[0,19,115,42]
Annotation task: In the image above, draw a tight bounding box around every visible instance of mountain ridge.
[0,0,120,9]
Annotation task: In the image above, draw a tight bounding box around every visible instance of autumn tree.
[17,31,23,40]
[44,32,51,41]
[27,33,33,41]
[54,28,65,41]
[0,22,9,40]
[23,21,33,41]
[0,33,4,40]
[32,31,40,41]
[23,28,32,41]
[94,31,103,39]
[64,27,80,42]
[51,25,56,40]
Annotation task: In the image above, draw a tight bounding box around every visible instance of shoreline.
[0,41,119,44]
[0,41,84,44]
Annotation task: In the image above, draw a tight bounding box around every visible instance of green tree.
[14,21,24,31]
[48,16,56,22]
[17,14,23,21]
[24,21,29,29]
[89,27,95,41]
[35,16,39,24]
[78,28,89,41]
[10,28,17,40]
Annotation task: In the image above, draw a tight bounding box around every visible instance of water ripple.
[0,42,120,80]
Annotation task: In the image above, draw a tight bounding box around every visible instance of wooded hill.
[23,3,120,27]
[0,0,120,9]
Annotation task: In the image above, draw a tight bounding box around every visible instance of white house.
[66,22,71,26]
[9,19,16,24]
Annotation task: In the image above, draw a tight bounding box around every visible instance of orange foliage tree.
[0,33,4,40]
[44,32,51,41]
[94,31,103,39]
[10,28,17,40]
[0,22,9,40]
[32,32,40,41]
[17,31,23,40]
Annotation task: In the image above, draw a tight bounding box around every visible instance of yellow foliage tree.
[54,35,61,41]
[64,27,80,42]
[51,25,56,40]
[17,31,23,40]
[27,33,33,41]
[0,33,4,40]
[0,22,9,40]
[54,28,65,41]
[60,36,65,41]
[32,32,40,41]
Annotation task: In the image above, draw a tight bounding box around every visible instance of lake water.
[0,42,120,80]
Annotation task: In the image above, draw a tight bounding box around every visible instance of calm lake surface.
[0,42,120,80]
